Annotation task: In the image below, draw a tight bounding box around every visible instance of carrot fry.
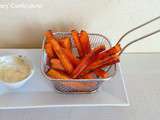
[71,30,84,57]
[80,30,91,54]
[98,59,120,69]
[45,30,54,43]
[45,30,57,58]
[82,82,97,88]
[44,43,55,59]
[62,81,96,89]
[95,44,121,60]
[85,55,119,71]
[62,82,84,88]
[47,69,70,79]
[50,59,64,71]
[80,68,107,78]
[81,72,95,79]
[59,37,72,50]
[45,31,74,74]
[71,45,106,78]
[93,45,106,53]
[62,48,80,66]
[94,69,109,78]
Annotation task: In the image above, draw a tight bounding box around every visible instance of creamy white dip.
[0,56,32,83]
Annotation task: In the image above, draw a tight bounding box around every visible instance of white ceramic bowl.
[0,55,34,89]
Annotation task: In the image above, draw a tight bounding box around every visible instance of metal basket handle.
[115,16,160,55]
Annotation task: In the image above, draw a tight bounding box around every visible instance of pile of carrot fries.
[44,30,121,80]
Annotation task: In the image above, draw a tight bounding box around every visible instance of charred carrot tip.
[71,30,84,58]
[44,31,51,36]
[93,45,106,54]
[71,30,78,32]
[80,30,91,54]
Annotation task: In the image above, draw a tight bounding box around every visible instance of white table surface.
[0,49,128,108]
[0,52,160,120]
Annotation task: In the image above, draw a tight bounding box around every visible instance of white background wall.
[0,0,160,52]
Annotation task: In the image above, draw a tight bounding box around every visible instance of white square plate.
[0,49,129,109]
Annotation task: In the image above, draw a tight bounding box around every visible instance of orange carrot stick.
[59,37,72,50]
[79,30,91,54]
[86,55,119,71]
[62,81,96,89]
[95,44,121,60]
[45,31,74,74]
[62,82,85,88]
[80,68,108,78]
[62,48,80,66]
[81,82,97,88]
[47,69,70,79]
[71,45,106,78]
[98,59,120,69]
[94,69,109,78]
[44,43,55,59]
[45,30,53,44]
[71,30,84,57]
[45,30,58,58]
[81,72,95,79]
[50,59,64,71]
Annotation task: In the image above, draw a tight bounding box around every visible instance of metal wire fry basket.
[40,32,117,94]
[40,16,160,94]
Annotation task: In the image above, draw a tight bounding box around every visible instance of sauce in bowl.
[0,55,32,83]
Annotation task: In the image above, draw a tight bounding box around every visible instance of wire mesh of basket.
[41,32,117,93]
